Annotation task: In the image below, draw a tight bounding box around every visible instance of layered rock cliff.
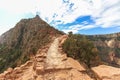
[86,33,120,67]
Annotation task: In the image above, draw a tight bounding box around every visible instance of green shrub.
[62,33,100,67]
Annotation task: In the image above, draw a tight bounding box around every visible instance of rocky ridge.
[0,15,64,73]
[0,35,120,80]
[0,35,92,80]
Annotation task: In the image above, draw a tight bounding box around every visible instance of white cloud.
[62,29,79,34]
[0,0,120,35]
[38,0,120,31]
[0,0,40,35]
[94,0,120,28]
[0,0,39,14]
[28,0,93,26]
[0,25,12,36]
[62,25,82,34]
[62,24,96,34]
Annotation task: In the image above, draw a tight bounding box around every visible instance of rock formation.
[0,35,92,80]
[86,34,120,67]
[0,15,64,73]
[92,65,120,80]
[0,35,120,80]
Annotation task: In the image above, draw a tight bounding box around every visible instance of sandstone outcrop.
[1,36,120,80]
[0,36,93,80]
[92,65,120,80]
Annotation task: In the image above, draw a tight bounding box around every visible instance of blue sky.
[0,0,120,35]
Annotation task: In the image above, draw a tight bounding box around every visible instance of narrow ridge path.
[46,38,62,67]
[0,36,93,80]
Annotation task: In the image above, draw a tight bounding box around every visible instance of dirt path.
[0,36,93,80]
[43,37,93,80]
[46,38,62,67]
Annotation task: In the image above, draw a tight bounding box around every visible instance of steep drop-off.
[87,33,120,67]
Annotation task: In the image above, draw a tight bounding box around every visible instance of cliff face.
[87,33,120,67]
[0,15,64,73]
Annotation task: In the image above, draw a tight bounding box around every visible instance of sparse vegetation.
[0,16,64,73]
[86,34,120,67]
[62,32,100,67]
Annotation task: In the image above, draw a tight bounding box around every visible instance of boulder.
[92,65,120,80]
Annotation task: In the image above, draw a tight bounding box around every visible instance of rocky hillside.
[0,36,93,80]
[0,15,120,79]
[0,15,64,73]
[0,35,120,80]
[86,33,120,67]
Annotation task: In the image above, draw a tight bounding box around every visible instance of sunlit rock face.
[86,33,120,67]
[0,36,93,80]
[92,65,120,80]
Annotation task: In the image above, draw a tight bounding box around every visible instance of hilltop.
[0,15,64,73]
[0,15,120,80]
